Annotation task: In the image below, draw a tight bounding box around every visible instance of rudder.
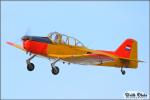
[115,39,138,68]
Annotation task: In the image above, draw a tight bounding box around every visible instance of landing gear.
[25,55,62,75]
[27,63,34,71]
[26,55,36,71]
[25,55,61,75]
[51,66,59,75]
[51,59,60,75]
[121,67,126,75]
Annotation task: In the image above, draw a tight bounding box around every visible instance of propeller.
[22,28,32,55]
[21,28,33,41]
[25,28,31,36]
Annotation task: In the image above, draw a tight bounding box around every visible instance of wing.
[6,42,25,51]
[48,53,117,65]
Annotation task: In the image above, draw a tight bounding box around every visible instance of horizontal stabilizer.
[119,57,144,63]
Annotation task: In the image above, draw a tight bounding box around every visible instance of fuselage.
[21,35,119,66]
[21,32,138,69]
[6,32,140,75]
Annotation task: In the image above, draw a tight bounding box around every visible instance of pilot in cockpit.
[54,34,66,44]
[54,34,59,43]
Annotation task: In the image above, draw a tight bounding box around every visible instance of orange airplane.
[7,32,143,75]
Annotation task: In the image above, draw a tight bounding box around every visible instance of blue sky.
[1,1,149,99]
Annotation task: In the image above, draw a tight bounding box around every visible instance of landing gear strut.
[51,59,60,75]
[26,55,36,71]
[121,67,126,75]
[25,55,61,75]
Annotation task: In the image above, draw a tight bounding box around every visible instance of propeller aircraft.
[6,32,143,75]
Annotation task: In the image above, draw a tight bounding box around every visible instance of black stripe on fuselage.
[22,36,52,44]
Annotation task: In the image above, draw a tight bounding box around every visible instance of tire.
[51,66,59,75]
[27,63,35,71]
[121,70,126,75]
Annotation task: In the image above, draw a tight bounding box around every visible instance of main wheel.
[121,70,126,75]
[51,66,59,75]
[27,63,35,71]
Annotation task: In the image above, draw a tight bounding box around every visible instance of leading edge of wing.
[48,53,116,66]
[48,53,117,60]
[6,42,25,51]
[48,54,90,59]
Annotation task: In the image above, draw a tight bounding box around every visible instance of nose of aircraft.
[22,35,51,50]
[21,35,49,55]
[22,36,34,49]
[22,36,31,50]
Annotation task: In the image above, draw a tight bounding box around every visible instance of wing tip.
[6,41,14,46]
[6,41,25,51]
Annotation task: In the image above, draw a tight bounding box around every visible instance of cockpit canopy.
[48,32,86,47]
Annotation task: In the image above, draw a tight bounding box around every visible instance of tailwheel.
[27,63,35,71]
[51,66,59,75]
[121,67,126,75]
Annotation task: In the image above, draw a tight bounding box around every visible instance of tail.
[115,38,139,68]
